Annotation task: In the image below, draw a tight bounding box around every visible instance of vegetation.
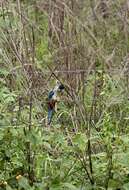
[1,0,129,189]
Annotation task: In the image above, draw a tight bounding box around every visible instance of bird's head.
[54,80,65,92]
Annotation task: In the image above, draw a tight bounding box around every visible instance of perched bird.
[47,81,64,125]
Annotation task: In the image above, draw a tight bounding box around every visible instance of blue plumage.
[47,90,55,125]
[48,108,54,125]
[48,90,54,100]
[47,82,65,125]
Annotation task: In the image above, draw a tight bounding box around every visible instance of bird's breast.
[48,100,56,109]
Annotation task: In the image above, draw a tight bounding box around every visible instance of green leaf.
[43,142,51,150]
[0,68,9,76]
[108,179,121,189]
[73,133,87,151]
[63,183,78,190]
[18,176,31,189]
[0,131,4,140]
[6,185,13,190]
[123,183,129,190]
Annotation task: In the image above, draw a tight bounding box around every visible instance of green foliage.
[1,0,129,190]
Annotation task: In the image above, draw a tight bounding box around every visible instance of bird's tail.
[48,109,54,125]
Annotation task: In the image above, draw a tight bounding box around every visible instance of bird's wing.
[48,90,54,100]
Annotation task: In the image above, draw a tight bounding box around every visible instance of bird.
[47,81,64,125]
